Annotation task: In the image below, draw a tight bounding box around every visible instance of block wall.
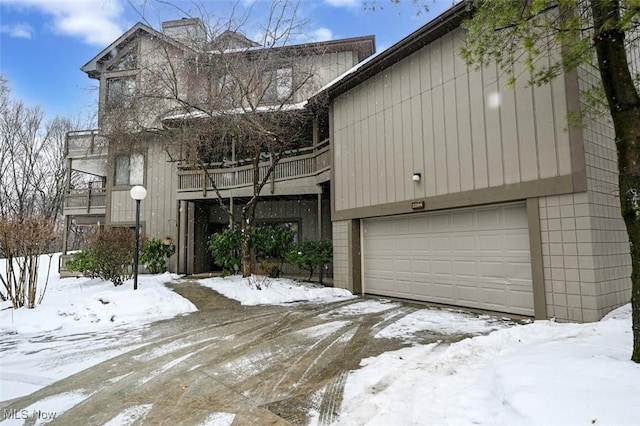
[332,220,350,291]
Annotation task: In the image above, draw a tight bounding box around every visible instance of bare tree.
[0,76,75,306]
[0,76,72,223]
[109,0,324,276]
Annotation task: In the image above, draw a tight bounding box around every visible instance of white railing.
[177,139,330,193]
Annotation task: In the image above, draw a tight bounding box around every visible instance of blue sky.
[0,0,455,124]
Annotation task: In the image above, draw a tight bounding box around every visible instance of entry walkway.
[0,281,471,425]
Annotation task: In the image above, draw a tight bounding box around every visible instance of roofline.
[268,35,376,55]
[206,34,376,60]
[80,22,192,78]
[325,1,469,99]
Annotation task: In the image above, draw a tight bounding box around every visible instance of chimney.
[161,18,207,47]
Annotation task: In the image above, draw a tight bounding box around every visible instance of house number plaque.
[411,201,425,210]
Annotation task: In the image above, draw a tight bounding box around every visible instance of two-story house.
[60,17,375,275]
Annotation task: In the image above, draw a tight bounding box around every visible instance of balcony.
[63,187,107,215]
[66,129,108,158]
[177,139,330,199]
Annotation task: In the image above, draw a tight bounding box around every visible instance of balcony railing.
[66,129,108,157]
[64,188,107,213]
[178,139,330,194]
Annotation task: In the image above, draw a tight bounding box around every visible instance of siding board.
[455,74,474,192]
[421,90,437,197]
[432,84,448,195]
[500,78,521,184]
[515,77,539,182]
[444,79,460,193]
[483,66,504,187]
[468,67,488,189]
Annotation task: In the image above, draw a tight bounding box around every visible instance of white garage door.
[362,202,534,316]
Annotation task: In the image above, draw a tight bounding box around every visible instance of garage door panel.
[429,214,450,230]
[453,235,475,251]
[431,236,451,251]
[452,211,474,228]
[504,205,529,227]
[507,262,533,280]
[505,234,530,252]
[453,260,476,277]
[363,202,534,316]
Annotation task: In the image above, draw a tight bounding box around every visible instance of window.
[262,67,292,102]
[107,51,138,72]
[115,153,144,186]
[106,76,136,109]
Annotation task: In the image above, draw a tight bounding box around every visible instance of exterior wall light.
[130,185,147,290]
[412,173,421,182]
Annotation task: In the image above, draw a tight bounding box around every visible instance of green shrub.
[140,238,175,274]
[207,228,242,276]
[66,227,135,286]
[252,225,295,277]
[65,249,100,278]
[286,240,333,283]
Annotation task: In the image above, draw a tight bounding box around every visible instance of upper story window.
[107,51,138,72]
[106,76,136,109]
[114,153,144,186]
[262,67,293,103]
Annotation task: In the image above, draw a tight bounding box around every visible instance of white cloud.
[0,23,34,39]
[324,0,359,8]
[310,27,333,42]
[0,0,126,46]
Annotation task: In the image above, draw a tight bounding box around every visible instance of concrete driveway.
[0,280,474,425]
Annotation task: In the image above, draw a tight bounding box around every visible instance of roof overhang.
[322,1,469,100]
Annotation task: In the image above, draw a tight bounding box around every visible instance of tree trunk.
[241,229,252,278]
[591,0,640,362]
[241,197,258,278]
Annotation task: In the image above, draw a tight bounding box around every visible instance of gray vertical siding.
[110,142,178,241]
[332,27,573,213]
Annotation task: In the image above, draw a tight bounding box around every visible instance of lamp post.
[130,185,147,290]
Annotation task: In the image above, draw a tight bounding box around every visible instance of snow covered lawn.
[337,304,640,426]
[197,275,355,305]
[0,254,197,402]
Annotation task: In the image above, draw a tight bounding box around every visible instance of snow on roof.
[161,101,308,121]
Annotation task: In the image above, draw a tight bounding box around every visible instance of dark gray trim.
[349,219,362,295]
[332,173,578,221]
[527,198,548,320]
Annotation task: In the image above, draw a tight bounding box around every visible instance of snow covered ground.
[2,254,640,425]
[338,304,640,426]
[0,253,197,402]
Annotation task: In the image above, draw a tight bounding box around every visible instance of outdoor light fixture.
[130,185,147,290]
[412,173,422,182]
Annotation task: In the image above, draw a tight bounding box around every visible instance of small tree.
[0,217,56,308]
[66,227,135,286]
[140,238,176,274]
[286,240,332,284]
[252,225,295,277]
[207,228,242,276]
